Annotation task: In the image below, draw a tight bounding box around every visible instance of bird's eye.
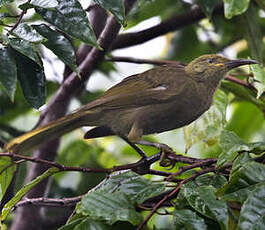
[207,58,216,64]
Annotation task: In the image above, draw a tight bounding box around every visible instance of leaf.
[76,190,142,225]
[94,0,126,26]
[251,64,265,99]
[243,5,264,65]
[0,47,17,101]
[8,38,42,66]
[33,24,78,73]
[184,89,228,151]
[173,209,207,230]
[36,0,98,47]
[182,185,228,229]
[216,161,265,197]
[0,157,16,201]
[96,171,165,204]
[198,0,220,18]
[237,184,265,229]
[14,50,46,109]
[58,218,83,230]
[1,167,59,221]
[73,218,111,230]
[12,23,46,43]
[217,130,265,166]
[223,0,250,19]
[0,0,14,7]
[31,0,58,8]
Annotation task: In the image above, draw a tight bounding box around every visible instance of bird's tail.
[4,110,98,154]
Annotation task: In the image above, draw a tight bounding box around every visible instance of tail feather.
[4,110,98,154]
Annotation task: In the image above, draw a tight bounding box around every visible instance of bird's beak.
[225,59,258,69]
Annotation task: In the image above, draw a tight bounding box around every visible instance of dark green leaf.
[0,47,17,101]
[58,218,83,230]
[94,0,126,26]
[96,171,165,204]
[0,0,14,7]
[14,51,46,109]
[12,23,46,43]
[182,185,228,229]
[1,167,59,221]
[0,157,16,201]
[198,0,220,18]
[36,0,98,47]
[216,162,265,197]
[224,0,250,19]
[243,5,264,65]
[74,218,111,230]
[217,130,265,166]
[8,38,42,66]
[237,184,265,229]
[221,182,265,203]
[76,190,142,225]
[33,24,78,73]
[173,209,207,230]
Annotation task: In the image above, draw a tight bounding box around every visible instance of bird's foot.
[136,140,175,167]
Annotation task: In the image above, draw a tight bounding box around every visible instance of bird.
[4,54,258,154]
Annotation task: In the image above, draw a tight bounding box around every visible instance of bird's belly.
[140,100,210,135]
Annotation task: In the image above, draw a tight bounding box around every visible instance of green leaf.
[0,47,17,101]
[8,38,42,66]
[1,167,59,221]
[76,190,142,225]
[237,184,265,229]
[94,0,126,26]
[182,185,228,229]
[251,64,265,99]
[198,0,220,18]
[216,162,265,197]
[243,5,264,65]
[36,0,98,47]
[96,171,165,204]
[217,130,265,166]
[0,0,14,7]
[0,157,16,201]
[223,0,250,19]
[184,89,228,151]
[173,209,207,230]
[73,218,111,230]
[33,24,78,73]
[58,218,83,230]
[221,182,265,203]
[12,23,46,43]
[31,0,58,8]
[14,51,46,109]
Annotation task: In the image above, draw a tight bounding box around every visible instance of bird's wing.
[79,65,192,111]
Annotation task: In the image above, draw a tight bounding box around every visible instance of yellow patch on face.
[215,63,225,67]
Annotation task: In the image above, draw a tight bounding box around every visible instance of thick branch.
[111,4,224,50]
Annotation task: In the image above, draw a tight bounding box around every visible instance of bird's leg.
[121,136,147,158]
[136,140,175,167]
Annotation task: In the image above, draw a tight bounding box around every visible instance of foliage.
[0,0,264,230]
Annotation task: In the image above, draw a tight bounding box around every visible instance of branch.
[16,196,82,208]
[136,166,217,230]
[111,4,224,50]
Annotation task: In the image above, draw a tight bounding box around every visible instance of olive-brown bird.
[4,54,257,154]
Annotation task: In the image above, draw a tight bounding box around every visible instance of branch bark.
[111,4,224,50]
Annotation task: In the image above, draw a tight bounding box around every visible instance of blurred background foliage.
[0,0,265,229]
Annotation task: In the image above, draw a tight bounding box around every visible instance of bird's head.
[185,54,258,84]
